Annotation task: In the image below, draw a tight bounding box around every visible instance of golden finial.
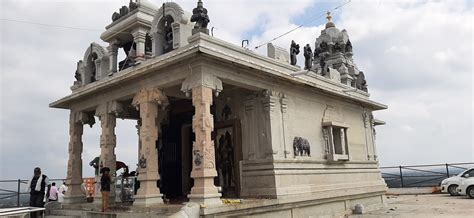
[326,11,332,22]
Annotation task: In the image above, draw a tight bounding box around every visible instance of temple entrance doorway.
[158,90,244,201]
[159,99,194,202]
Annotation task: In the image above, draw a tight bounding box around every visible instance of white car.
[440,168,474,196]
[457,177,474,198]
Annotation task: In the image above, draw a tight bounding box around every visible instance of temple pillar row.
[132,87,169,206]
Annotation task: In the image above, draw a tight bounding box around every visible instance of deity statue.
[356,71,368,92]
[191,0,210,33]
[129,0,138,11]
[89,53,98,83]
[217,131,235,196]
[345,40,353,53]
[303,44,313,70]
[163,20,174,53]
[74,61,82,82]
[290,40,300,66]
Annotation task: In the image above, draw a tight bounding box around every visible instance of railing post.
[445,163,450,178]
[399,166,404,188]
[17,179,21,207]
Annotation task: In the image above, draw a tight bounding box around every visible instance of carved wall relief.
[293,136,311,157]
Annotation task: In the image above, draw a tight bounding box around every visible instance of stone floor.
[349,194,474,218]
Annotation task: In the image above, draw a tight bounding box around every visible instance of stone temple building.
[50,0,387,216]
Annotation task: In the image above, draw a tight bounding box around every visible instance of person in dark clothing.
[100,167,112,212]
[27,167,49,218]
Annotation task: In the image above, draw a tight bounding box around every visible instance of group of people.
[27,166,112,214]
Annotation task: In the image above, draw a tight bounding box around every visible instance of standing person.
[100,167,111,212]
[27,167,49,218]
[48,182,59,201]
[58,181,68,203]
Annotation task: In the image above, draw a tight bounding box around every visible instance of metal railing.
[0,176,135,208]
[381,162,474,188]
[0,178,65,208]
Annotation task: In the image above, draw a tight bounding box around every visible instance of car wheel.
[448,184,458,196]
[467,186,474,199]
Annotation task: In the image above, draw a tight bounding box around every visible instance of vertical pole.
[17,179,20,207]
[446,163,450,178]
[399,166,404,188]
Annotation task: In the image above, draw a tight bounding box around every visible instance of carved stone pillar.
[260,90,283,160]
[94,102,123,203]
[132,28,147,60]
[63,112,85,204]
[107,42,119,75]
[132,88,169,206]
[181,72,222,205]
[244,95,257,160]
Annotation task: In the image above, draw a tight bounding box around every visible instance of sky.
[0,0,473,180]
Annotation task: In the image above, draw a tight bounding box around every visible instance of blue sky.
[0,0,473,180]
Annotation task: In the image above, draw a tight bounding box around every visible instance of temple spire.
[325,11,335,29]
[326,11,332,22]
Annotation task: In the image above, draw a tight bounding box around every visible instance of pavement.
[349,194,474,218]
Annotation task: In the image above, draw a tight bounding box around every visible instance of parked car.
[440,168,474,196]
[456,177,474,198]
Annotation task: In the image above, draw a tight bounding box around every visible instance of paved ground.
[350,194,473,218]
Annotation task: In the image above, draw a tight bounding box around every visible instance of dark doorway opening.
[159,99,194,203]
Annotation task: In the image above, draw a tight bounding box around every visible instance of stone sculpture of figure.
[112,12,120,22]
[318,42,329,76]
[89,156,100,176]
[293,137,311,157]
[89,53,98,83]
[345,40,353,53]
[334,42,342,52]
[118,42,138,70]
[221,105,232,120]
[163,20,174,53]
[145,34,152,56]
[119,5,129,17]
[191,0,210,31]
[74,61,82,82]
[129,0,138,11]
[303,44,313,70]
[290,40,300,66]
[356,71,368,92]
[218,131,234,196]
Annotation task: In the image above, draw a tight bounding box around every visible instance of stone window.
[323,121,349,161]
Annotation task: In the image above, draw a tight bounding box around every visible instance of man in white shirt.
[58,181,68,202]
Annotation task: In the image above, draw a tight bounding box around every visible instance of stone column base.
[93,193,116,205]
[63,195,85,204]
[188,193,222,205]
[134,194,163,207]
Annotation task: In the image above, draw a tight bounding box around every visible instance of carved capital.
[95,101,125,117]
[107,43,119,55]
[260,90,279,112]
[132,88,169,109]
[132,29,147,43]
[181,72,222,97]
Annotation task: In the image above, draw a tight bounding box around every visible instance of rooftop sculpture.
[289,11,369,92]
[191,0,210,34]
